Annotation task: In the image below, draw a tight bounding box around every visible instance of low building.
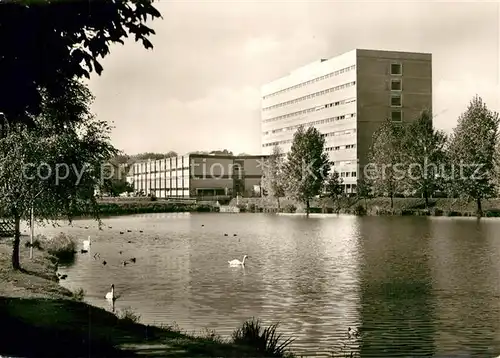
[130,153,268,199]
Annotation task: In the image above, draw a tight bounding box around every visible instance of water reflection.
[28,214,500,356]
[429,218,500,357]
[357,217,436,357]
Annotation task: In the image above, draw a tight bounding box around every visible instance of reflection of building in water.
[429,220,500,356]
[357,218,435,357]
[285,217,361,355]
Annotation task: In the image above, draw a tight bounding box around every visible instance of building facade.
[130,154,268,199]
[261,49,432,193]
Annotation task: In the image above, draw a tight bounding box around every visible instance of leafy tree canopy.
[447,95,499,213]
[284,126,330,213]
[0,0,162,125]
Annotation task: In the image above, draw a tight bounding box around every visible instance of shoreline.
[0,238,295,357]
[84,197,500,218]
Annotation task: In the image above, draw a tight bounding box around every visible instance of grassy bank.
[0,238,297,357]
[229,197,500,217]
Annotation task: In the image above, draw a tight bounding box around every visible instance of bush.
[485,209,500,217]
[283,204,296,213]
[117,307,141,324]
[45,233,76,262]
[232,318,294,357]
[72,288,85,301]
[432,208,444,216]
[247,203,256,212]
[353,204,366,216]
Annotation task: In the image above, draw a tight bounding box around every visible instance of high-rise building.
[261,49,432,193]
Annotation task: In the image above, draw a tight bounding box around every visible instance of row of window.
[263,64,356,100]
[262,126,356,147]
[263,81,356,112]
[263,97,356,124]
[133,174,189,180]
[322,129,355,138]
[133,165,190,174]
[340,171,357,178]
[325,144,356,151]
[263,112,356,136]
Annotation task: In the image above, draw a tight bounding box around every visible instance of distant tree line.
[261,95,500,217]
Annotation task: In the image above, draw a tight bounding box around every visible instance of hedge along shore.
[0,237,292,357]
[228,197,500,217]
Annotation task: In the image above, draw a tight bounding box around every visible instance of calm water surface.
[31,213,500,357]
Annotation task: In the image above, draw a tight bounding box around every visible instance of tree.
[209,149,234,156]
[356,177,372,211]
[261,145,286,211]
[132,152,178,161]
[324,171,344,214]
[0,80,117,270]
[447,95,499,216]
[0,0,162,126]
[102,178,134,197]
[366,119,405,209]
[284,126,330,216]
[401,110,447,208]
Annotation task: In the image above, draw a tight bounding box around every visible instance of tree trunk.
[12,215,21,270]
[390,194,394,210]
[424,190,429,209]
[277,196,280,212]
[476,197,483,217]
[306,199,310,217]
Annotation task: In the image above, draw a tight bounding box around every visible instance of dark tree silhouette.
[0,0,162,125]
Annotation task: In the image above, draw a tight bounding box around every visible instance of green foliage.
[0,0,162,124]
[366,119,405,209]
[284,126,330,214]
[401,110,447,207]
[447,95,499,214]
[324,171,344,213]
[232,318,295,357]
[261,145,286,209]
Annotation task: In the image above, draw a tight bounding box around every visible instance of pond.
[33,213,500,357]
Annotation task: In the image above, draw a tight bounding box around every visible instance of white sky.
[88,0,500,156]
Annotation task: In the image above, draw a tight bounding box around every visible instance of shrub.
[45,233,76,262]
[283,204,296,213]
[247,203,256,212]
[485,209,500,217]
[199,327,225,344]
[432,208,444,216]
[72,288,85,301]
[117,307,141,324]
[232,318,294,357]
[353,204,366,216]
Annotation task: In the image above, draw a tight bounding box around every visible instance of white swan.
[83,236,91,251]
[228,255,248,266]
[105,284,115,301]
